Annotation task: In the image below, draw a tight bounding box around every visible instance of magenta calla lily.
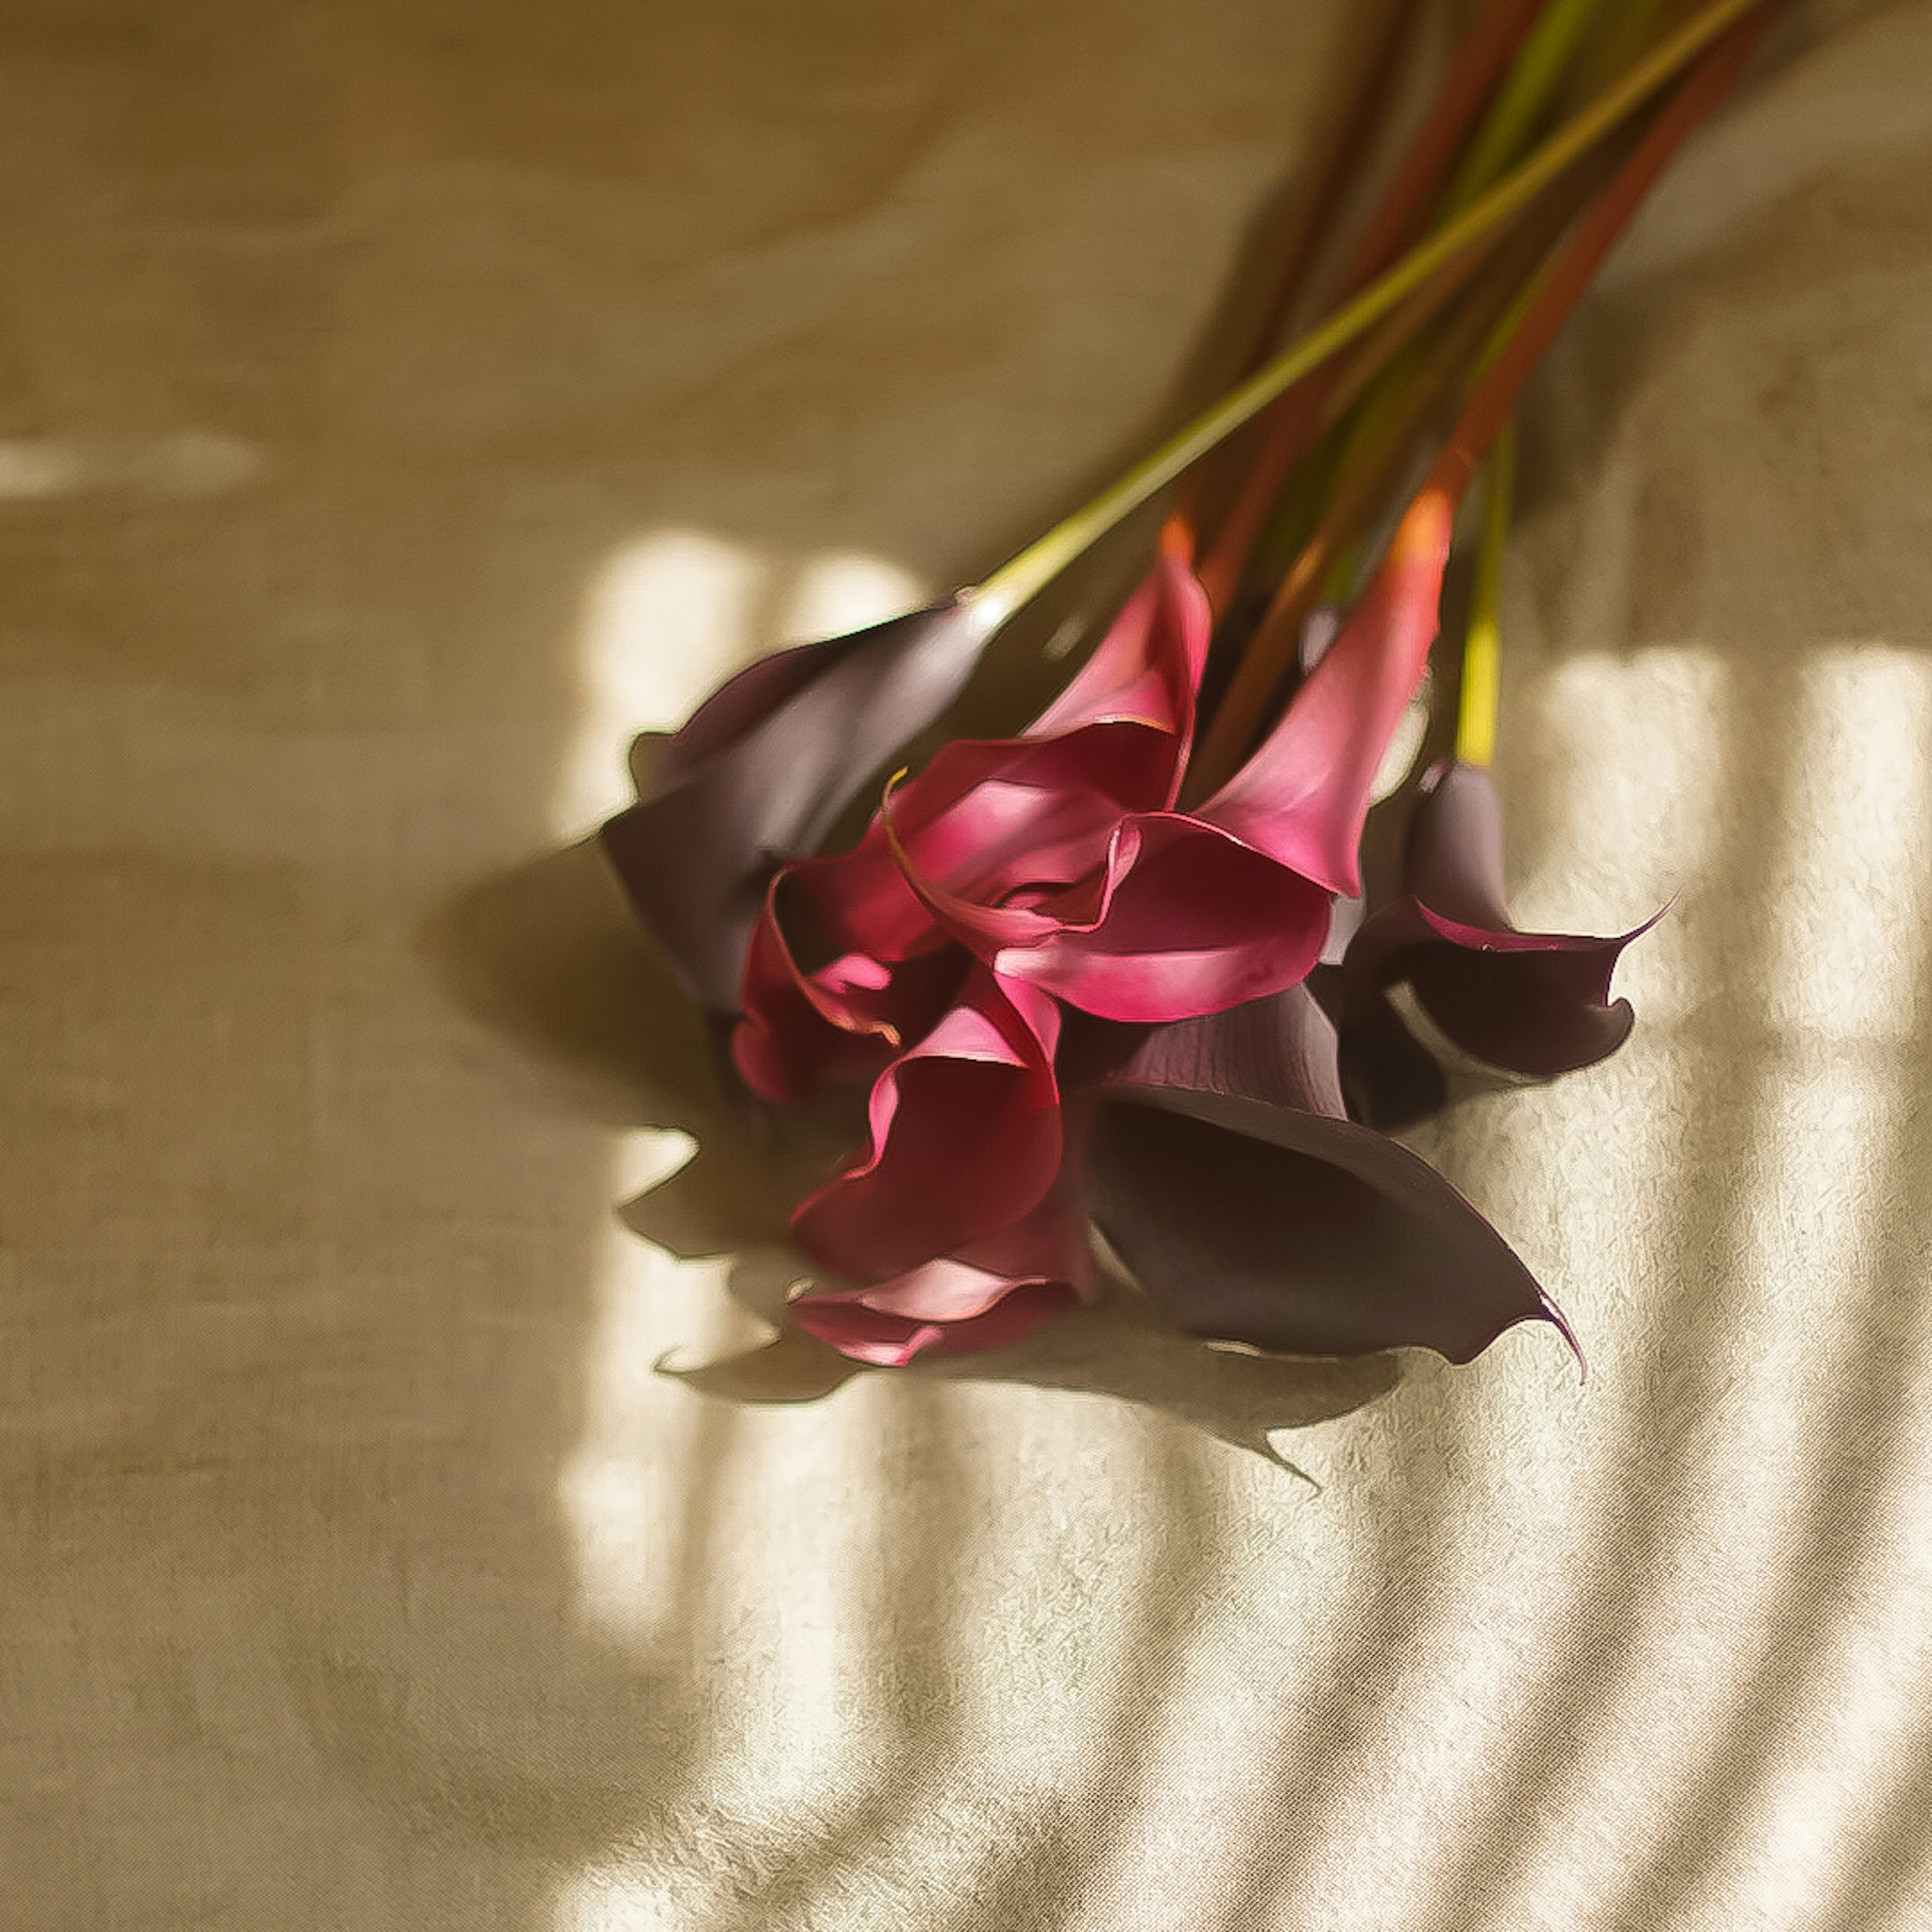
[734,541,1216,1093]
[789,968,1063,1283]
[790,1181,1087,1367]
[886,493,1454,1023]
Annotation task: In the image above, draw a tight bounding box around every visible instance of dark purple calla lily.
[1087,982,1577,1365]
[1340,758,1650,1130]
[600,596,996,1010]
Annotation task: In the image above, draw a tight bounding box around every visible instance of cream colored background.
[7,3,1932,1927]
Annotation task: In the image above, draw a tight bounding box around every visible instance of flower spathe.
[601,595,996,1010]
[886,493,1453,1023]
[1340,757,1651,1130]
[1087,983,1579,1367]
[725,499,1472,1365]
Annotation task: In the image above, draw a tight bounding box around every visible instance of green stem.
[1442,0,1613,213]
[970,0,1767,625]
[1455,423,1514,767]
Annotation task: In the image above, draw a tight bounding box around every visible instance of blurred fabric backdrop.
[5,2,1931,1927]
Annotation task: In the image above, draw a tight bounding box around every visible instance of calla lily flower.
[1087,982,1577,1365]
[1340,757,1650,1130]
[733,535,1217,1098]
[600,596,996,1009]
[789,968,1063,1280]
[784,971,1083,1365]
[891,494,1454,1022]
[790,1182,1087,1367]
[737,491,1455,1116]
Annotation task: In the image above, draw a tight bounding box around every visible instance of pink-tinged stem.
[1188,168,1605,794]
[1196,4,1773,790]
[1196,0,1554,613]
[1236,0,1427,365]
[1426,4,1776,501]
[1343,0,1554,289]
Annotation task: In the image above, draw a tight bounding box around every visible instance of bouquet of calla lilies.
[604,0,1778,1373]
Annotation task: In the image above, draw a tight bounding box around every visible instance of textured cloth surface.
[7,4,1932,1928]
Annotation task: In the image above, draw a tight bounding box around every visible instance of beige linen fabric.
[7,3,1932,1927]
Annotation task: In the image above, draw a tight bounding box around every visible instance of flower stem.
[1231,0,1427,365]
[1455,422,1515,768]
[1423,2,1774,504]
[1189,3,1772,794]
[971,0,1770,626]
[1442,0,1613,214]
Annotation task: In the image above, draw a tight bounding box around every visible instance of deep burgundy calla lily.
[600,596,996,1009]
[1087,982,1577,1364]
[1340,758,1649,1129]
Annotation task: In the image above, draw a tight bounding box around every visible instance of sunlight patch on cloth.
[1766,646,1932,1040]
[1524,645,1731,1024]
[1464,647,1932,1932]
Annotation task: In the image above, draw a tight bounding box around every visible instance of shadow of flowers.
[427,833,1402,1470]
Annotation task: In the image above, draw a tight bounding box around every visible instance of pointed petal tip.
[1538,1290,1588,1385]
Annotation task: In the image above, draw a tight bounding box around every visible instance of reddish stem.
[1194,4,1773,792]
[1196,0,1553,612]
[1426,4,1774,499]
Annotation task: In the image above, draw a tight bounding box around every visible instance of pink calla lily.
[734,539,1214,1094]
[790,1181,1087,1366]
[789,969,1063,1283]
[886,493,1455,1023]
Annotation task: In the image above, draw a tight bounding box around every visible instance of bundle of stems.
[971,0,1780,794]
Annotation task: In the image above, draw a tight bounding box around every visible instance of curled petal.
[600,597,995,1008]
[734,871,968,1101]
[1345,761,1651,1081]
[790,970,1062,1280]
[1406,903,1641,1074]
[891,805,1334,1024]
[733,844,967,1102]
[790,1182,1088,1366]
[791,1263,1079,1366]
[1200,490,1454,897]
